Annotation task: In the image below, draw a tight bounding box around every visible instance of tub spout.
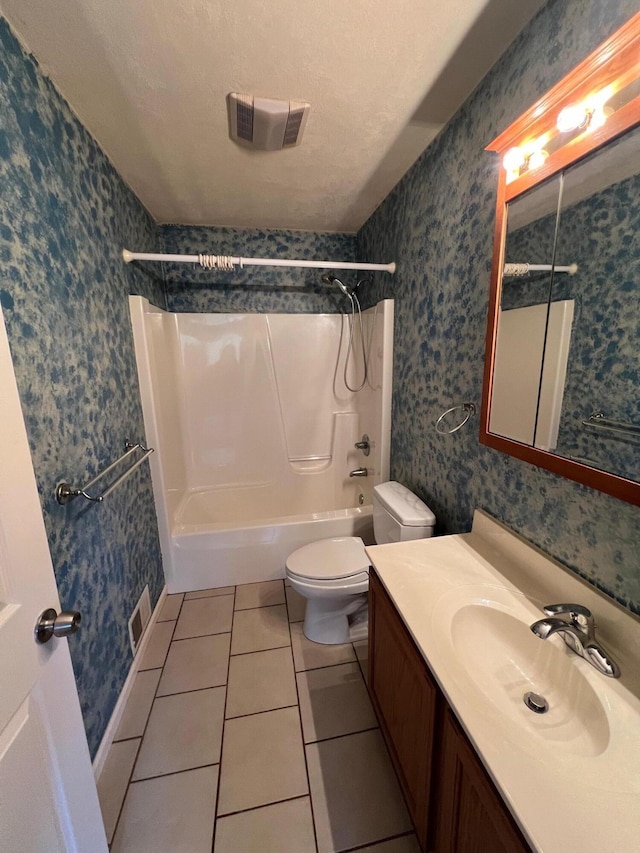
[349,468,368,477]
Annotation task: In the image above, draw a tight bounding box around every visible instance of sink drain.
[523,691,549,714]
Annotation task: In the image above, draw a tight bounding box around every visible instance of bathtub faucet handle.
[354,434,370,456]
[349,468,368,477]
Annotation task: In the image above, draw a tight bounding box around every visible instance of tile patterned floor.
[97,581,421,853]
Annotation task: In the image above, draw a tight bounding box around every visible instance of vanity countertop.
[365,509,640,853]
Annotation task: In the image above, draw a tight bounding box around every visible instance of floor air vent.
[128,585,151,655]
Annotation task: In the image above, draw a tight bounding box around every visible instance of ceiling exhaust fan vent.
[228,93,310,150]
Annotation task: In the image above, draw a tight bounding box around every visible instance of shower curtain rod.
[503,262,578,276]
[122,249,395,274]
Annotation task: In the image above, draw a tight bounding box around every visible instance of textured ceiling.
[1,0,546,232]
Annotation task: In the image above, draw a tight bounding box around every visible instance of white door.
[0,308,108,853]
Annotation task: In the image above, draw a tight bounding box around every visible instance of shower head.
[321,273,350,296]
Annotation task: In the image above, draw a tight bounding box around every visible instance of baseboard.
[93,584,168,780]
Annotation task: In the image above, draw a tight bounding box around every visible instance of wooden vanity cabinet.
[368,568,437,848]
[434,708,530,853]
[368,570,530,853]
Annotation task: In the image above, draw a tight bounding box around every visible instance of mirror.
[480,12,640,505]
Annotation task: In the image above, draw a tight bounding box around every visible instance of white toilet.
[286,481,435,644]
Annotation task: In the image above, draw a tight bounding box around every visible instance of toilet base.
[302,593,368,645]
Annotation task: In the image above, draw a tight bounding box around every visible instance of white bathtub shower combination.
[130,296,393,592]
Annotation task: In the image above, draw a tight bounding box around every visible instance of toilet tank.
[373,481,436,544]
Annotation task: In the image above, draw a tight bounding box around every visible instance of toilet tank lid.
[374,481,436,527]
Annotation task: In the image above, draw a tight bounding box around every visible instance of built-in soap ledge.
[289,456,332,473]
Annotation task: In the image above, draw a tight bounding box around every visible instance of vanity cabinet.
[434,708,529,853]
[368,567,437,847]
[368,569,530,853]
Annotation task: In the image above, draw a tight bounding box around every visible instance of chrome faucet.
[349,467,368,477]
[530,603,620,677]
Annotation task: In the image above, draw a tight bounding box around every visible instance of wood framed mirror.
[480,11,640,506]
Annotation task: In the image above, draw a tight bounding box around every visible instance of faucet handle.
[543,603,592,617]
[543,603,594,633]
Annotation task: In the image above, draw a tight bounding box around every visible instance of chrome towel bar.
[56,441,154,505]
[581,412,640,439]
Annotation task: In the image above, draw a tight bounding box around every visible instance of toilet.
[286,481,435,644]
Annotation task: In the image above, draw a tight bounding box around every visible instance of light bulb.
[556,104,590,133]
[503,147,525,172]
[528,149,548,170]
[588,105,613,131]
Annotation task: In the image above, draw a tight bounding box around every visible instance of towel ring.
[435,402,476,435]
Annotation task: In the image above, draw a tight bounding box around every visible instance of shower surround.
[130,297,393,591]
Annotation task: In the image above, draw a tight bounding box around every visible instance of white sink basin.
[431,585,610,757]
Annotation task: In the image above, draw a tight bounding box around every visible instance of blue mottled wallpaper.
[160,224,357,313]
[357,0,640,612]
[0,19,165,756]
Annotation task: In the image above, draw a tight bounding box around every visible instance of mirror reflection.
[488,123,640,482]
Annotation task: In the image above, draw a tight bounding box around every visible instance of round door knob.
[35,608,82,644]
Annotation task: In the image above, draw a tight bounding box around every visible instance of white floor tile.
[114,670,161,741]
[306,729,412,852]
[158,593,184,622]
[97,739,139,844]
[230,604,291,655]
[234,580,285,610]
[174,595,234,640]
[290,622,356,672]
[297,661,377,743]
[226,647,297,718]
[157,633,230,696]
[285,586,307,622]
[133,687,225,780]
[185,586,235,600]
[218,707,308,815]
[214,797,316,853]
[138,621,175,670]
[111,765,218,853]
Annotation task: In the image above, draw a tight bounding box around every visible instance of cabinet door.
[434,709,531,853]
[369,571,438,849]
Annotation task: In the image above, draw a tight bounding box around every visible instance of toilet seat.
[285,536,370,583]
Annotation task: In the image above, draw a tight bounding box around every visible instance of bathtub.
[168,487,374,592]
[129,296,393,594]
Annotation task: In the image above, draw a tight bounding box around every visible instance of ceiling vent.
[228,93,310,150]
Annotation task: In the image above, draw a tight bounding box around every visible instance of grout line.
[211,585,235,852]
[110,594,183,844]
[129,761,221,785]
[184,591,235,601]
[351,638,369,685]
[304,725,379,747]
[156,593,185,622]
[225,703,298,722]
[229,642,292,657]
[342,830,418,852]
[172,627,233,641]
[233,600,287,613]
[156,683,228,699]
[170,630,231,644]
[216,793,312,821]
[294,657,359,675]
[111,734,143,745]
[285,595,319,853]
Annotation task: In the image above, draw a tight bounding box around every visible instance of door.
[0,308,108,853]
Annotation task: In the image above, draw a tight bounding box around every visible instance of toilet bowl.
[286,482,435,644]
